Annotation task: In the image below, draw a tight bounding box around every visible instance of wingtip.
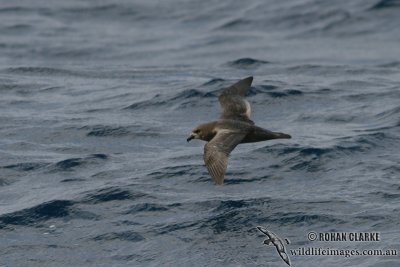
[257,226,267,234]
[214,179,224,185]
[279,133,291,139]
[244,76,253,84]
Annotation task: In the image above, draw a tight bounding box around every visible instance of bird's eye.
[194,129,200,133]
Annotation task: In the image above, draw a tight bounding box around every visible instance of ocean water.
[1,0,400,266]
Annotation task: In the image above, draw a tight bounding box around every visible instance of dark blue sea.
[1,1,400,266]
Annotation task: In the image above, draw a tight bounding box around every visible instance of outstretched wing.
[218,76,254,124]
[276,246,291,266]
[203,130,246,185]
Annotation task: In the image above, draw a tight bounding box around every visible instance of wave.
[2,67,135,79]
[227,58,270,68]
[124,203,181,214]
[370,0,400,10]
[216,18,253,30]
[377,61,400,68]
[4,66,81,76]
[148,164,201,180]
[196,200,346,232]
[155,221,200,235]
[287,64,344,74]
[297,113,356,123]
[253,132,395,172]
[2,162,48,172]
[0,6,34,13]
[255,88,303,98]
[124,88,216,110]
[201,78,225,87]
[50,154,108,172]
[125,79,302,111]
[0,178,13,186]
[369,191,400,199]
[0,3,141,21]
[86,126,130,137]
[150,197,354,237]
[375,105,400,120]
[0,24,32,34]
[0,200,74,228]
[222,176,267,185]
[81,124,160,138]
[58,4,141,21]
[83,187,145,204]
[170,89,216,100]
[91,231,145,242]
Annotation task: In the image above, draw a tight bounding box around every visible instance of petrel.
[187,76,291,185]
[257,226,291,266]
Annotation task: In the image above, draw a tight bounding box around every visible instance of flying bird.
[257,226,291,266]
[187,76,291,185]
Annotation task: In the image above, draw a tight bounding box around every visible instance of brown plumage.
[187,76,291,185]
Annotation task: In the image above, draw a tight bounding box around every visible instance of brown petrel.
[187,76,291,185]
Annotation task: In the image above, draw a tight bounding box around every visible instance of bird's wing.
[218,76,254,124]
[203,129,246,185]
[257,226,274,238]
[278,252,291,266]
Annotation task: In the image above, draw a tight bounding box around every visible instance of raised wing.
[257,226,273,239]
[218,76,254,124]
[203,130,246,185]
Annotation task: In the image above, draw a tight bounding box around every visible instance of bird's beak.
[187,134,195,142]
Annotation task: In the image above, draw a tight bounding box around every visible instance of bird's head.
[187,125,203,142]
[187,122,216,142]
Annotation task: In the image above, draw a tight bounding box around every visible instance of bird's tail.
[242,127,291,143]
[272,132,291,139]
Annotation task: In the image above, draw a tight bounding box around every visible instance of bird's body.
[187,76,291,185]
[194,119,290,143]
